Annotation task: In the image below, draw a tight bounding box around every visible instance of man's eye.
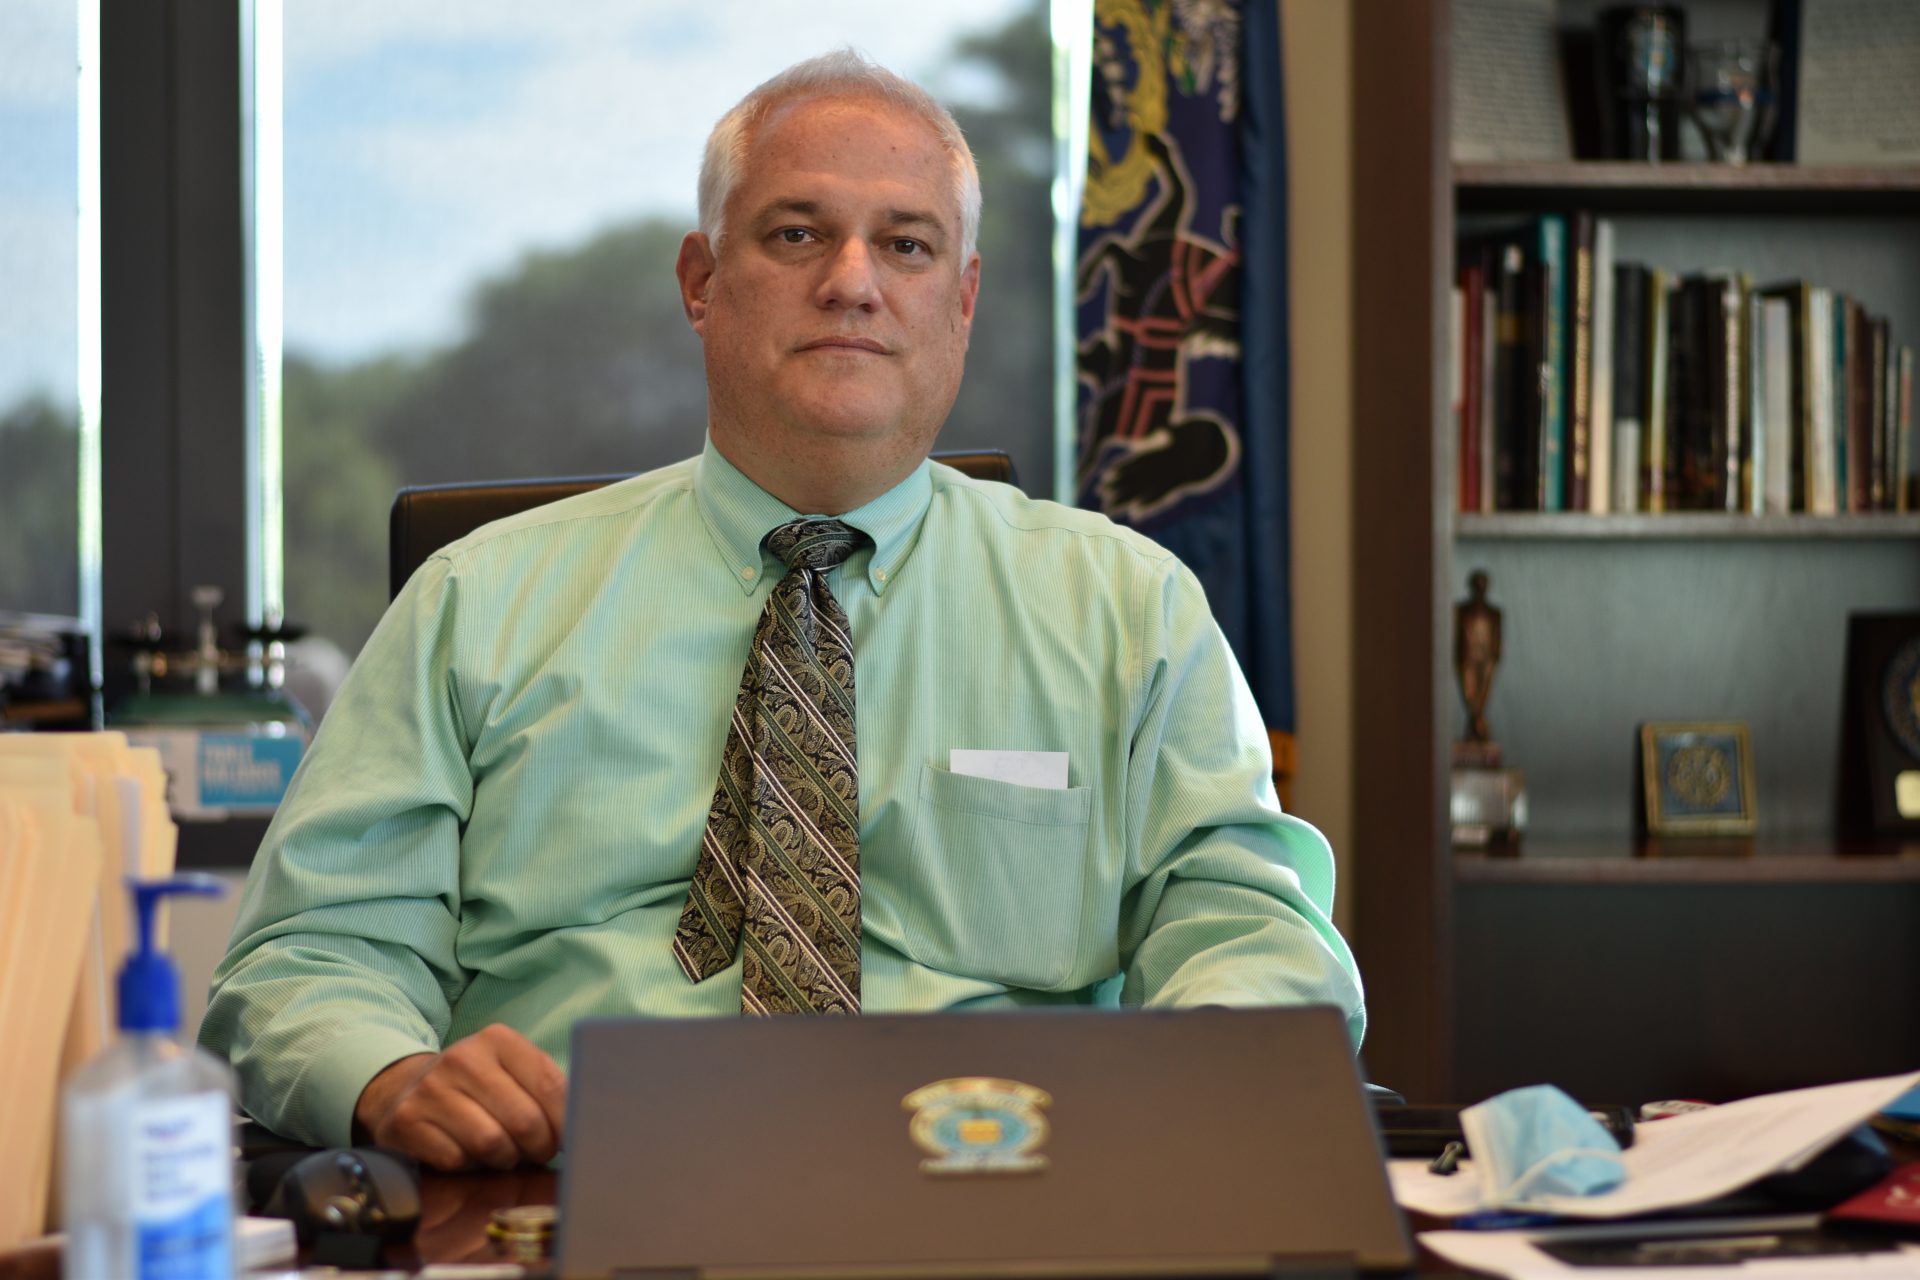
[891,239,926,256]
[778,228,813,244]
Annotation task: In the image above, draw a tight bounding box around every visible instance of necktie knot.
[767,519,861,574]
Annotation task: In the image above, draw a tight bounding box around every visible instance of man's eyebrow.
[884,209,947,240]
[757,198,824,224]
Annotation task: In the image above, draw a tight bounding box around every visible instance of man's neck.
[709,431,924,516]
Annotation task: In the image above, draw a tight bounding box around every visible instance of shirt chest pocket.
[900,763,1093,990]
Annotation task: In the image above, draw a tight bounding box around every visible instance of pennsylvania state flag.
[1075,0,1296,791]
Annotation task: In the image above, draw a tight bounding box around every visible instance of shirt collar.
[693,434,933,596]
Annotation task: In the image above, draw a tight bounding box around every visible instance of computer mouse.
[261,1147,422,1246]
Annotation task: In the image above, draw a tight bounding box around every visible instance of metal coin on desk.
[486,1203,556,1260]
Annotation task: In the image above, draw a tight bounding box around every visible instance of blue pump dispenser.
[117,875,225,1033]
[62,871,238,1280]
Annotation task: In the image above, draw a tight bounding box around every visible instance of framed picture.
[1639,722,1757,836]
[1840,613,1920,837]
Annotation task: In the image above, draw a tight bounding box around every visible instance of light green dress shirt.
[200,438,1364,1147]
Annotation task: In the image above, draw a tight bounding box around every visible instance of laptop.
[556,1005,1413,1278]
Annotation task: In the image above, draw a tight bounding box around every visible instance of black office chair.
[387,449,1018,599]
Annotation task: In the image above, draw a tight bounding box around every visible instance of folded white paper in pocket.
[950,749,1068,790]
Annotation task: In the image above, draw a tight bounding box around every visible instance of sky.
[283,0,1032,364]
[0,0,1037,407]
[0,0,79,408]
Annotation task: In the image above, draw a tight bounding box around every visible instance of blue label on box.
[196,733,302,808]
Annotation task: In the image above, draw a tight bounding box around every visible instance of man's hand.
[352,1024,568,1171]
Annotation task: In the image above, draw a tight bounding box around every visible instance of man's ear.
[676,232,717,333]
[956,253,981,335]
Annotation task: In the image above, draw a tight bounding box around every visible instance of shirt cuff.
[301,1025,439,1149]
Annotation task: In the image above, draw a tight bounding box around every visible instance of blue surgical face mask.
[1460,1084,1626,1206]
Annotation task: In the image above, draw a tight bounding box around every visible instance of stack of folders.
[0,733,177,1252]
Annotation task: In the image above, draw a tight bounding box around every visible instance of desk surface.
[0,1167,1468,1280]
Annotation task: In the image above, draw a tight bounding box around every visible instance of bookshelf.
[1350,0,1920,1105]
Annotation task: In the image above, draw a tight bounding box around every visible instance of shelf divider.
[1454,512,1920,541]
[1457,834,1920,883]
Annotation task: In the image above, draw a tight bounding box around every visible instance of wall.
[1283,0,1357,936]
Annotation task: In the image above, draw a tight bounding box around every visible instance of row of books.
[1451,212,1918,516]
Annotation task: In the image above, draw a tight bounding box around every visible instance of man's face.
[678,95,980,486]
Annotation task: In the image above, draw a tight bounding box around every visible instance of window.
[274,1,1056,659]
[0,0,94,624]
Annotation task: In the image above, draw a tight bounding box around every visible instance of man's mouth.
[799,336,890,355]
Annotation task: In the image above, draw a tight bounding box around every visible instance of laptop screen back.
[557,1006,1411,1278]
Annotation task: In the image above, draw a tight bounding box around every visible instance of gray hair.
[697,49,982,263]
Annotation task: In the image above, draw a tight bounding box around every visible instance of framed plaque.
[1841,613,1920,836]
[1639,721,1757,836]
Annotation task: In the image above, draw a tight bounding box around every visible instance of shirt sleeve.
[196,555,475,1147]
[1116,558,1366,1047]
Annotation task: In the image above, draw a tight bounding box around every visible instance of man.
[200,50,1363,1173]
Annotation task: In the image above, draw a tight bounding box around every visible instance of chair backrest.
[387,449,1018,599]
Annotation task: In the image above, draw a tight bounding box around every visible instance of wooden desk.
[393,1165,560,1275]
[0,1166,1462,1279]
[305,1166,1456,1277]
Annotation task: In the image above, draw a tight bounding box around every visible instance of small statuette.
[1451,569,1525,852]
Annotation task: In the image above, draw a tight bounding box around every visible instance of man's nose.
[815,239,881,311]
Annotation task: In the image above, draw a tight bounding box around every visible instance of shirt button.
[874,568,888,582]
[741,566,757,580]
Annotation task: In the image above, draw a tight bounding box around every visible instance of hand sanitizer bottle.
[61,874,236,1280]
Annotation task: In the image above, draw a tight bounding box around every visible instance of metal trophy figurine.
[1450,570,1525,852]
[1453,570,1503,767]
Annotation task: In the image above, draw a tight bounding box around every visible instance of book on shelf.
[1670,272,1725,510]
[1611,261,1648,514]
[1845,298,1870,513]
[1717,275,1745,513]
[1452,280,1464,511]
[1536,214,1567,512]
[1761,296,1794,513]
[1870,315,1889,511]
[1741,278,1763,516]
[1900,348,1916,511]
[1456,263,1484,514]
[1889,318,1904,510]
[1488,242,1533,510]
[1480,263,1497,513]
[1758,281,1815,511]
[1567,211,1595,513]
[1589,219,1617,514]
[1809,287,1838,514]
[1450,218,1913,519]
[1833,295,1851,511]
[1744,288,1764,515]
[1645,269,1672,513]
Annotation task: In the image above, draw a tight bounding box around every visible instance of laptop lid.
[556,1006,1411,1278]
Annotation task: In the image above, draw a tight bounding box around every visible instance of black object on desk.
[255,1146,422,1259]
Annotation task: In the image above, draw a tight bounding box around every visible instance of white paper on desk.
[1391,1071,1920,1221]
[949,749,1068,790]
[1422,1226,1920,1279]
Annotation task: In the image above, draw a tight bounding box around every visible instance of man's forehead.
[756,90,932,141]
[733,95,960,229]
[746,94,950,178]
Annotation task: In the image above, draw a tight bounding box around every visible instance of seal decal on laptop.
[902,1077,1051,1175]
